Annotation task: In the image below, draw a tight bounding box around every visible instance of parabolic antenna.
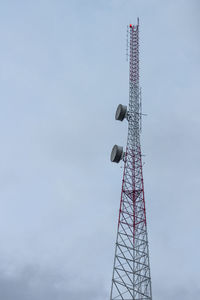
[115,104,127,121]
[110,145,123,163]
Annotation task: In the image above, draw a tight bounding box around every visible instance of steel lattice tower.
[110,19,152,300]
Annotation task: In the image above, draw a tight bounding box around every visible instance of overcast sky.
[0,0,199,299]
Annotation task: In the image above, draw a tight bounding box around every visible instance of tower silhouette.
[110,19,152,300]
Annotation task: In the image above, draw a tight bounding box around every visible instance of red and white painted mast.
[110,19,152,300]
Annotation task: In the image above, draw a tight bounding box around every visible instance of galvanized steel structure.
[110,19,152,300]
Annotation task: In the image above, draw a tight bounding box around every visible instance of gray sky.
[0,0,199,299]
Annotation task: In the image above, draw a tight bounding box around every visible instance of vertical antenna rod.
[110,19,153,300]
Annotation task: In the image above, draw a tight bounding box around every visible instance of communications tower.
[110,19,152,300]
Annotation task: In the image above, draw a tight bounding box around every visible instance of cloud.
[155,286,200,300]
[0,265,107,300]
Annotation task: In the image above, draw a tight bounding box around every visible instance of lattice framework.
[110,20,152,300]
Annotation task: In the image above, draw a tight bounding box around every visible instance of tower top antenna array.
[109,19,153,300]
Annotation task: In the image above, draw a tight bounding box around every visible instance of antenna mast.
[110,19,153,300]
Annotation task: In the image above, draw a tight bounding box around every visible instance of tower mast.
[110,19,152,300]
